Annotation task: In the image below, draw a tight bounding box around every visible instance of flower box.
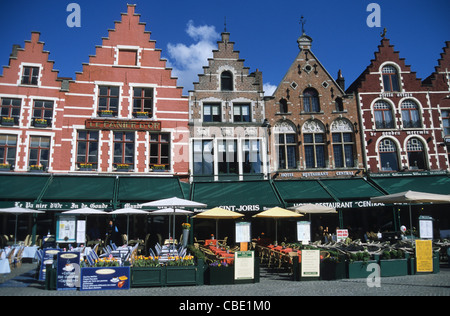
[135,112,149,118]
[151,164,167,172]
[380,259,408,277]
[320,260,346,280]
[1,117,14,126]
[34,119,48,128]
[115,164,131,172]
[29,165,45,173]
[0,163,12,171]
[347,260,378,279]
[131,266,165,287]
[100,110,114,117]
[206,265,234,285]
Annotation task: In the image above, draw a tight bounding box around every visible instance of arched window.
[401,99,421,128]
[303,120,326,168]
[331,119,355,168]
[274,121,297,170]
[379,139,399,171]
[382,65,400,92]
[279,99,288,113]
[374,100,395,129]
[303,88,320,113]
[220,71,233,91]
[406,138,427,170]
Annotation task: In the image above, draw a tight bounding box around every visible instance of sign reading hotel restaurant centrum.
[85,119,161,131]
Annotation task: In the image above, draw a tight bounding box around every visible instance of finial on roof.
[380,27,387,38]
[300,16,306,35]
[224,16,227,32]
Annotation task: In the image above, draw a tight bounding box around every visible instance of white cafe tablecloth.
[0,259,11,274]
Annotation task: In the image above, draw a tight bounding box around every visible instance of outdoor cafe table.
[0,251,10,274]
[204,239,218,246]
[209,246,234,264]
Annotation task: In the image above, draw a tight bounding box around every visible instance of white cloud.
[263,83,277,96]
[166,20,220,93]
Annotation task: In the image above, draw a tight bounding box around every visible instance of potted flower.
[346,250,377,279]
[135,111,149,118]
[206,260,234,285]
[378,249,408,277]
[34,118,48,127]
[100,109,114,117]
[1,116,14,126]
[181,223,191,248]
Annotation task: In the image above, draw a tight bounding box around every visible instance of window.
[76,131,99,170]
[407,138,427,170]
[221,71,233,91]
[218,140,238,175]
[203,103,221,122]
[29,136,50,169]
[379,139,399,171]
[150,133,170,171]
[1,98,21,125]
[32,100,53,127]
[401,100,421,128]
[233,104,251,122]
[374,100,395,129]
[133,88,153,118]
[113,132,134,169]
[277,133,297,169]
[118,49,137,66]
[441,110,450,135]
[279,99,288,113]
[303,88,320,112]
[243,140,262,174]
[0,134,17,166]
[335,97,344,112]
[382,65,400,92]
[193,140,214,175]
[21,66,39,85]
[332,133,355,168]
[98,86,119,116]
[304,133,326,168]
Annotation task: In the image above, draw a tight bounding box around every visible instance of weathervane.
[300,16,306,34]
[224,16,227,32]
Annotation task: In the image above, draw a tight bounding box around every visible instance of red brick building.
[347,37,449,174]
[0,5,189,177]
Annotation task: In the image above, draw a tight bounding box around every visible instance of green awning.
[191,180,283,212]
[274,179,333,203]
[0,174,50,201]
[41,175,116,202]
[369,175,450,195]
[117,176,185,202]
[319,178,384,200]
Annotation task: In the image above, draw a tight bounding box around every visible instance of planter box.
[131,267,164,287]
[80,267,130,291]
[131,259,204,287]
[320,260,346,280]
[206,266,234,285]
[380,259,408,277]
[347,260,378,279]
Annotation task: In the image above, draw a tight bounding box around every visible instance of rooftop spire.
[300,16,306,35]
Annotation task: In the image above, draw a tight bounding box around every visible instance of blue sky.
[0,0,449,95]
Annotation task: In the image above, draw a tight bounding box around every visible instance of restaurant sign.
[85,119,161,131]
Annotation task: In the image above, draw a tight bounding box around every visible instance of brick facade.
[264,33,363,179]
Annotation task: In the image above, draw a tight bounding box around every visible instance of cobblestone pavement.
[1,263,449,299]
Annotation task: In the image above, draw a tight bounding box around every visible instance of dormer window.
[382,65,400,92]
[303,88,320,113]
[21,66,39,85]
[221,71,233,91]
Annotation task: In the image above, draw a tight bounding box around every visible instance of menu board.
[56,252,80,290]
[56,216,76,243]
[235,221,251,243]
[234,251,254,280]
[419,217,433,239]
[297,221,311,244]
[416,240,433,273]
[301,250,320,277]
[80,267,130,291]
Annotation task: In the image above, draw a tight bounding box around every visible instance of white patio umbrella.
[62,207,108,215]
[140,197,206,246]
[110,208,150,244]
[0,207,45,244]
[150,208,193,242]
[289,204,337,214]
[370,190,450,239]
